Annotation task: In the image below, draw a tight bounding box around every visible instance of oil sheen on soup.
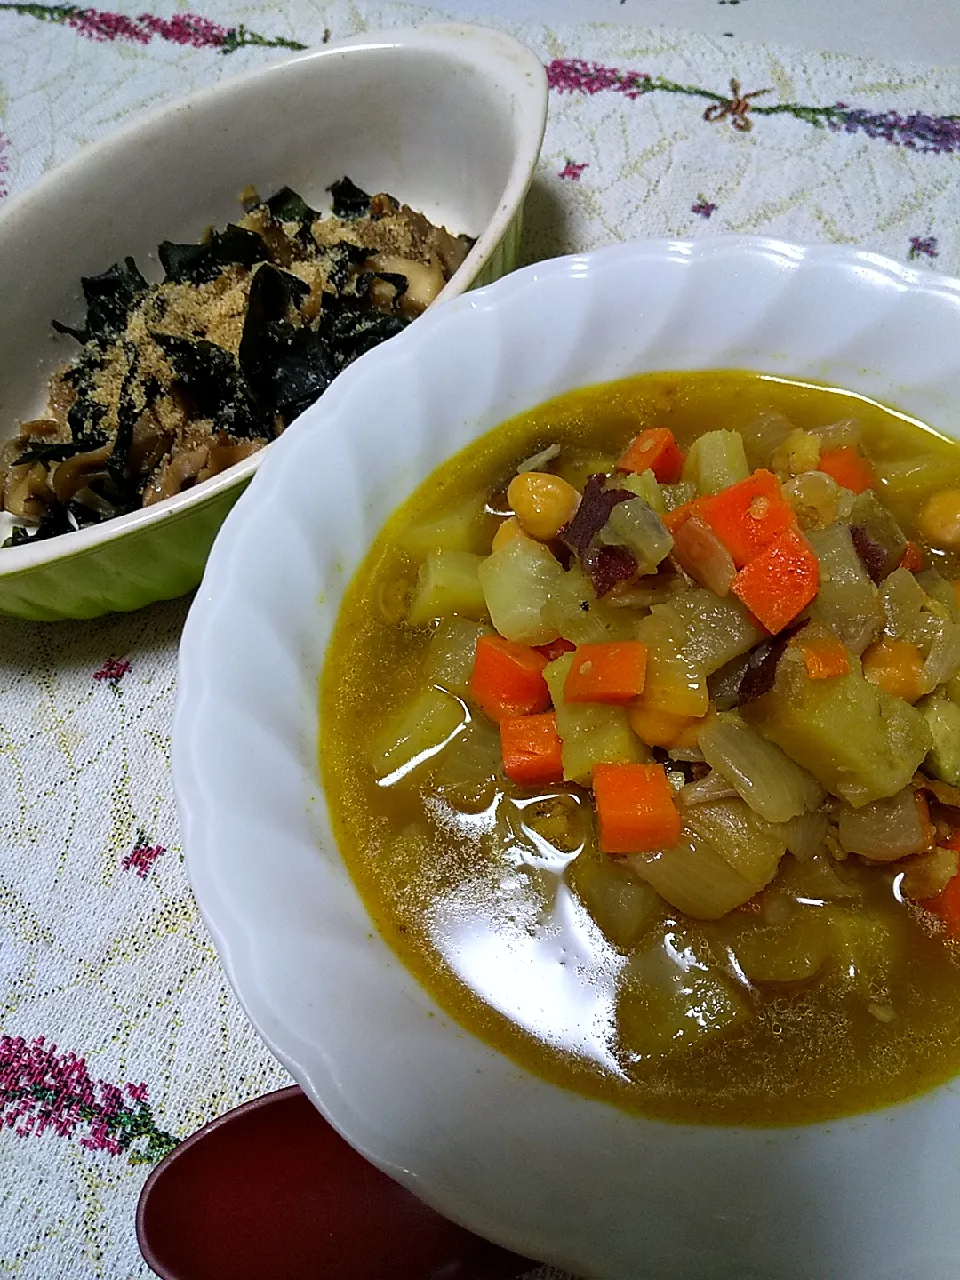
[320,371,960,1125]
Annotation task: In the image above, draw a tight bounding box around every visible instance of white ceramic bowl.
[0,23,546,620]
[175,238,960,1280]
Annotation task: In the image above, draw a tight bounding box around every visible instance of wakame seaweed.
[265,187,317,223]
[329,176,372,219]
[159,224,268,285]
[80,258,149,340]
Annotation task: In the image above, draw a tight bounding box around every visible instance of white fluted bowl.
[175,238,960,1280]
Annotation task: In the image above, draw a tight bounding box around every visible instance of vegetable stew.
[320,371,960,1125]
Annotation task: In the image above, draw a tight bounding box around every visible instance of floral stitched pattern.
[0,2,306,51]
[546,58,960,151]
[558,159,588,180]
[0,1036,178,1163]
[692,196,717,218]
[122,829,167,878]
[909,235,939,261]
[93,657,131,685]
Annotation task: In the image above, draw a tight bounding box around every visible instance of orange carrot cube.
[500,713,564,786]
[593,762,683,854]
[469,635,549,723]
[698,470,796,568]
[817,446,876,494]
[617,428,685,483]
[732,528,819,633]
[797,636,850,680]
[563,642,648,704]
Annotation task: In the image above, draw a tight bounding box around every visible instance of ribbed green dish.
[0,25,545,621]
[0,483,250,621]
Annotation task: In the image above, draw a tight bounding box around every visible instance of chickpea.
[919,489,960,549]
[491,516,526,552]
[506,471,580,541]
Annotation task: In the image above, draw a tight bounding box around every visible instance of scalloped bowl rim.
[0,21,547,579]
[175,236,960,1280]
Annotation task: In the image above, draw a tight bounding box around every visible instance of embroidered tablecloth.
[2,3,960,1275]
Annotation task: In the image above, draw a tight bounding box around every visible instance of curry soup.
[320,371,960,1126]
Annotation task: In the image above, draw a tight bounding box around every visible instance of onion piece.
[698,714,825,823]
[810,417,861,449]
[626,800,785,919]
[914,772,960,808]
[775,811,829,861]
[837,787,935,860]
[517,443,561,474]
[679,770,740,807]
[880,567,927,639]
[671,516,736,595]
[807,524,880,654]
[922,618,960,691]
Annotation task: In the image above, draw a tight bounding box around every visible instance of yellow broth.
[320,371,960,1125]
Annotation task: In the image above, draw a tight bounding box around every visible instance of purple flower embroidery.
[0,1035,177,1163]
[831,108,960,154]
[122,831,167,879]
[558,159,588,181]
[908,235,939,262]
[93,657,130,685]
[692,197,717,218]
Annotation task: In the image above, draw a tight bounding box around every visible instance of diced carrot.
[617,428,685,483]
[861,636,926,704]
[500,712,564,786]
[920,859,960,938]
[671,514,737,596]
[900,541,924,572]
[469,635,550,723]
[944,832,960,853]
[593,762,683,854]
[698,470,797,568]
[732,528,819,634]
[534,636,577,663]
[796,636,850,680]
[563,642,648,704]
[627,702,708,749]
[817,445,876,494]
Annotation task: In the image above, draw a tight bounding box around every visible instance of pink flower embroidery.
[0,1035,177,1163]
[558,159,588,181]
[122,830,166,879]
[692,197,717,218]
[0,3,307,54]
[547,58,652,100]
[93,657,130,685]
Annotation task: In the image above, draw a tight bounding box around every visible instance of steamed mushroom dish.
[321,371,960,1125]
[1,178,472,546]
